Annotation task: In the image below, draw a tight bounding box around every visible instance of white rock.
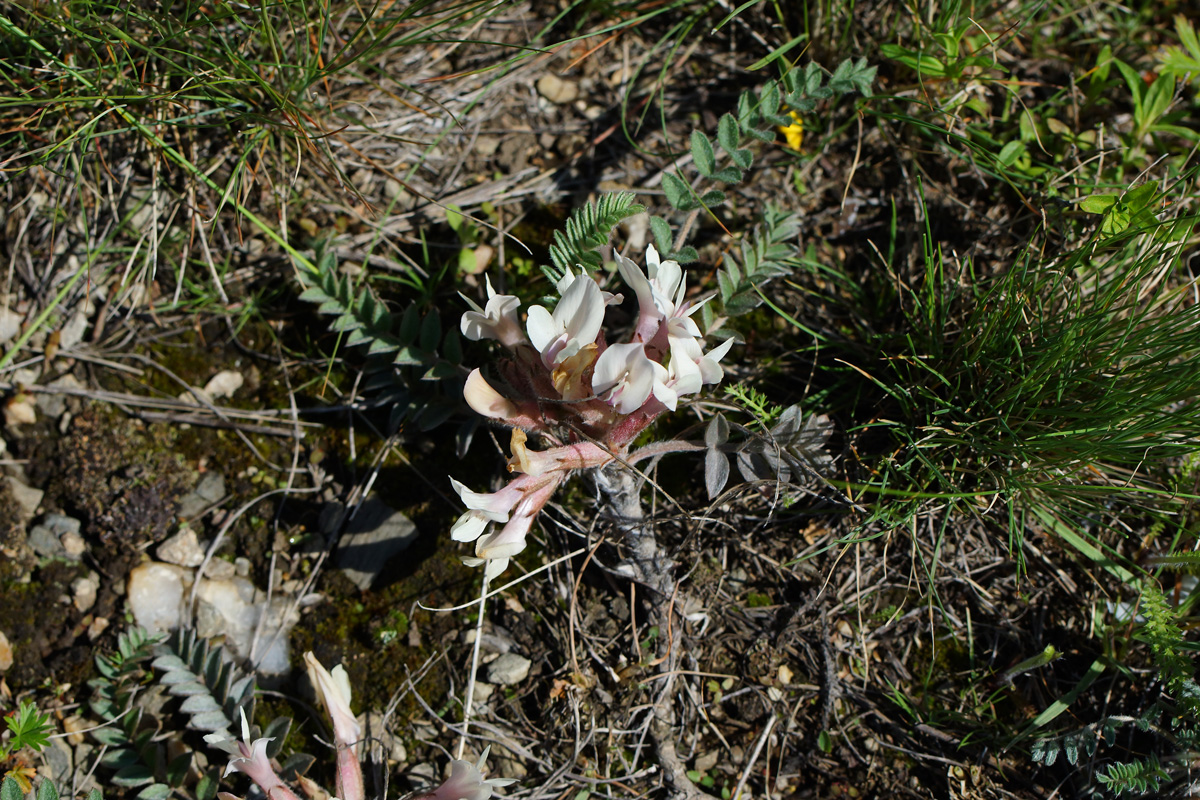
[6,476,43,523]
[4,395,36,427]
[487,652,531,686]
[536,74,579,104]
[335,498,419,590]
[202,370,244,400]
[195,577,296,675]
[61,532,86,560]
[127,562,192,633]
[59,309,89,350]
[72,574,98,612]
[195,577,259,643]
[0,630,12,671]
[0,308,21,344]
[157,527,206,567]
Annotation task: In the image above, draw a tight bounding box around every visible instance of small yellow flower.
[778,111,804,151]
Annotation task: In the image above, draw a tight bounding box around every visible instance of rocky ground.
[1,1,1195,799]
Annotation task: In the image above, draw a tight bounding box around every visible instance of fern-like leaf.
[152,629,256,734]
[717,205,801,316]
[545,192,645,282]
[1097,755,1169,796]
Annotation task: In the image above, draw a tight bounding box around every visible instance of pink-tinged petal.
[304,653,361,754]
[450,477,518,521]
[475,515,532,561]
[460,277,524,346]
[463,370,521,422]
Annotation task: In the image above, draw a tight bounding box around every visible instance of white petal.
[555,277,604,347]
[592,342,641,395]
[451,512,488,542]
[450,477,513,521]
[483,557,511,581]
[526,305,556,353]
[616,252,653,308]
[646,244,661,271]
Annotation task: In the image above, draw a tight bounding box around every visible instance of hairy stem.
[592,465,704,800]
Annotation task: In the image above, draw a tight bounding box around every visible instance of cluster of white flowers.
[452,246,733,579]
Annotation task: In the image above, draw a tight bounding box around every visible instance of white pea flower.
[204,709,302,800]
[462,473,562,579]
[460,276,525,348]
[526,275,605,368]
[303,653,359,754]
[668,335,735,397]
[416,747,516,800]
[592,342,673,414]
[449,478,523,544]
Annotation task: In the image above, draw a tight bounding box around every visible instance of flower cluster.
[206,655,513,800]
[453,246,733,578]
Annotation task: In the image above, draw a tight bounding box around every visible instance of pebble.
[28,513,85,560]
[0,307,21,344]
[59,309,89,350]
[194,577,297,675]
[61,531,86,560]
[28,524,65,558]
[43,513,82,536]
[35,375,84,419]
[127,562,191,632]
[471,681,494,709]
[474,136,501,157]
[202,370,244,400]
[461,626,516,653]
[493,740,528,780]
[4,395,36,426]
[178,472,226,518]
[0,629,12,671]
[157,526,207,567]
[487,652,532,686]
[536,73,579,104]
[87,617,109,641]
[72,573,98,612]
[201,559,237,580]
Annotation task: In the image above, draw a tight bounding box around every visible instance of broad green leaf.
[661,171,694,210]
[1079,194,1116,214]
[112,766,155,788]
[137,784,170,800]
[690,131,715,177]
[717,114,740,154]
[997,141,1025,167]
[649,216,672,253]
